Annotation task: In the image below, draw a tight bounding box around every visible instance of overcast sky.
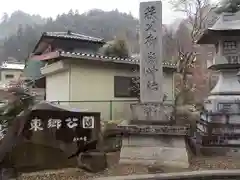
[0,0,185,24]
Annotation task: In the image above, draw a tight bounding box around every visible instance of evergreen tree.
[99,38,129,58]
[1,13,9,23]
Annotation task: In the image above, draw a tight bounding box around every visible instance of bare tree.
[171,0,214,41]
[169,0,216,106]
[167,0,219,122]
[162,25,178,63]
[174,21,196,106]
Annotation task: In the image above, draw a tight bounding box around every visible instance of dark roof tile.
[43,31,104,43]
[59,51,176,68]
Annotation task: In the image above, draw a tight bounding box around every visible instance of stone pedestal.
[196,70,240,150]
[196,12,240,153]
[118,124,189,168]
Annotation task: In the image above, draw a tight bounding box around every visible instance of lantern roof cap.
[197,12,240,44]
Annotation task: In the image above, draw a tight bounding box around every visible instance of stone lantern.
[196,12,240,154]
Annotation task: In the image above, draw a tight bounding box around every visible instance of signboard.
[217,102,240,113]
[23,109,100,144]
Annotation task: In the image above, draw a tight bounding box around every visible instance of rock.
[147,165,164,173]
[105,151,120,167]
[77,151,121,173]
[78,151,107,173]
[0,167,18,180]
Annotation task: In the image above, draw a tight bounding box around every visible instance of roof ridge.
[44,31,104,42]
[59,51,133,61]
[58,51,176,67]
[70,32,100,38]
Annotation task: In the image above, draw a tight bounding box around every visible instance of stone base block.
[130,103,173,123]
[201,147,240,156]
[189,138,240,156]
[119,136,189,169]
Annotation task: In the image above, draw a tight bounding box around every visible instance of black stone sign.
[0,102,101,174]
[0,111,98,143]
[23,108,100,144]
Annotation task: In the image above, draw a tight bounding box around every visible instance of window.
[218,103,232,112]
[215,42,219,53]
[223,40,237,55]
[223,41,237,50]
[5,74,14,79]
[114,76,138,98]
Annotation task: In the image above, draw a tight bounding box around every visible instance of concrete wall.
[69,61,137,101]
[69,61,137,120]
[0,69,23,86]
[163,71,174,102]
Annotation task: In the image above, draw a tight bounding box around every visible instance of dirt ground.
[16,156,240,180]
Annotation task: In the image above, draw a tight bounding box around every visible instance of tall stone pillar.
[118,1,189,168]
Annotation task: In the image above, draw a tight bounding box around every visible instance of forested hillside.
[0,10,45,39]
[0,9,139,61]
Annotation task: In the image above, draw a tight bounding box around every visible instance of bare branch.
[169,0,213,107]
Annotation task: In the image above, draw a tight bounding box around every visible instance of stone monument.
[196,12,240,155]
[118,1,189,168]
[130,1,168,124]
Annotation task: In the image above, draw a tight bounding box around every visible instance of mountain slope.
[0,10,45,39]
[0,9,139,61]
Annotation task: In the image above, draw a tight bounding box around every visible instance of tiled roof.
[43,31,104,43]
[59,51,176,68]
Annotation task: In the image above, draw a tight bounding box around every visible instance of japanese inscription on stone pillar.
[139,1,163,103]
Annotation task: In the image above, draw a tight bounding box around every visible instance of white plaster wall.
[45,71,70,102]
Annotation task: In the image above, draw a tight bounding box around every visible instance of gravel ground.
[15,156,240,180]
[190,156,240,170]
[17,164,148,180]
